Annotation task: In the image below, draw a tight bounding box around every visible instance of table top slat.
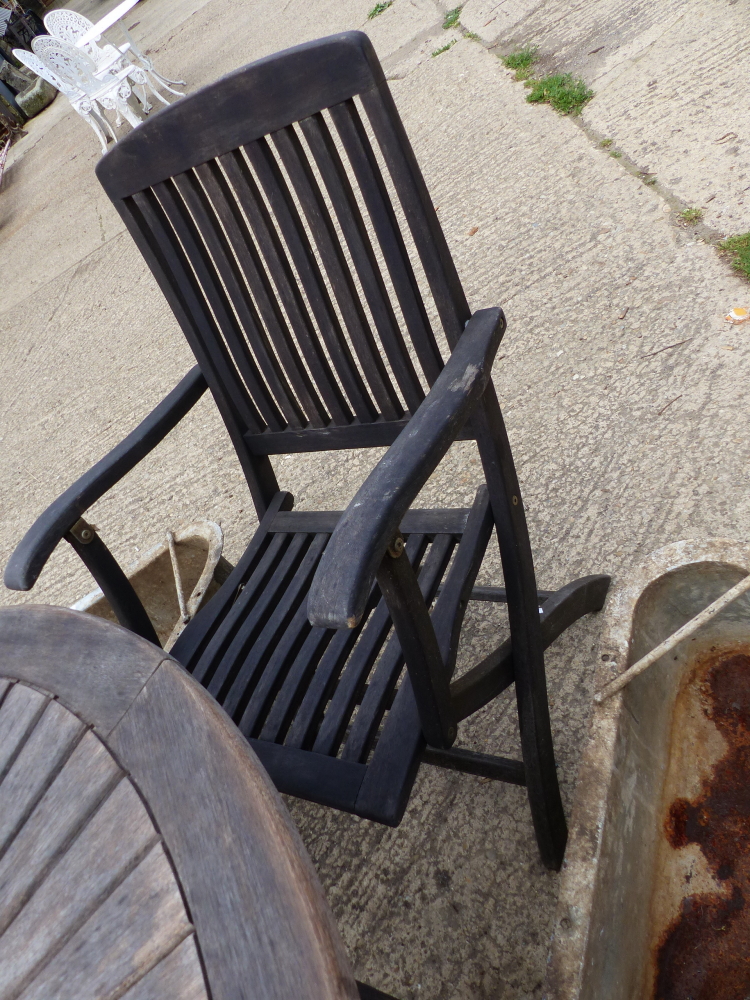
[0,683,48,781]
[0,730,122,938]
[119,936,208,1000]
[0,700,84,855]
[0,680,10,706]
[20,845,194,1000]
[0,774,158,998]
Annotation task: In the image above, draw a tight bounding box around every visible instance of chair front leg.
[376,537,456,750]
[474,384,567,871]
[66,518,160,647]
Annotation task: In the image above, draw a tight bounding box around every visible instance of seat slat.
[192,532,289,687]
[19,845,192,1000]
[221,147,349,425]
[0,700,84,856]
[255,627,333,744]
[173,492,292,672]
[0,684,48,783]
[311,534,428,757]
[197,160,324,427]
[246,136,377,424]
[298,112,424,414]
[207,533,310,701]
[328,100,444,387]
[0,779,159,999]
[0,731,122,938]
[119,935,207,1000]
[175,168,304,430]
[341,533,455,763]
[271,125,402,422]
[156,177,285,432]
[126,191,264,435]
[223,532,329,720]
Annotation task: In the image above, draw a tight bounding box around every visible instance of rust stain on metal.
[653,651,750,998]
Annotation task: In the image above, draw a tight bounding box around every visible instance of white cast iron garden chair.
[13,47,116,155]
[31,36,143,130]
[43,9,170,112]
[44,8,184,101]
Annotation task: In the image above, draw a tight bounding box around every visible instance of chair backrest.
[44,9,112,68]
[13,46,72,98]
[96,33,473,478]
[32,35,100,96]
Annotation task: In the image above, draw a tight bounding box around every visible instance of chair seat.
[171,488,493,824]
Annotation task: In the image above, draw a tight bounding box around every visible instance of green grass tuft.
[368,0,393,18]
[500,46,538,80]
[432,39,457,56]
[679,207,703,224]
[442,5,462,29]
[719,232,750,281]
[599,138,612,147]
[465,30,480,41]
[609,150,621,158]
[526,73,593,115]
[644,176,657,185]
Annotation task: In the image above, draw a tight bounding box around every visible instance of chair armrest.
[307,307,505,629]
[5,366,208,592]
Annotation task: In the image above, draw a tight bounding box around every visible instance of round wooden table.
[0,605,360,1000]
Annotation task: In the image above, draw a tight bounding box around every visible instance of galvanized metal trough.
[546,539,750,1000]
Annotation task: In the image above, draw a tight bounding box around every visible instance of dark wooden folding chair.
[5,31,610,870]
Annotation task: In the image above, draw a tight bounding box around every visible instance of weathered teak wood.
[4,32,611,870]
[0,606,362,1000]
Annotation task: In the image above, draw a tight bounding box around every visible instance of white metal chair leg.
[77,106,108,154]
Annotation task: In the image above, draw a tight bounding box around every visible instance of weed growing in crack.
[465,30,480,41]
[719,233,750,281]
[368,0,393,18]
[599,138,612,147]
[680,207,703,224]
[526,73,593,114]
[442,6,462,29]
[644,176,657,186]
[432,39,457,56]
[500,46,538,80]
[610,150,622,158]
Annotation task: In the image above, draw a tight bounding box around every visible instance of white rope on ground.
[595,571,750,703]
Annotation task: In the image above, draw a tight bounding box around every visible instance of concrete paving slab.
[1,1,750,998]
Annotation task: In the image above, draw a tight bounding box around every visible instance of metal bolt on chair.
[13,47,116,154]
[43,9,172,113]
[5,32,610,872]
[31,35,143,130]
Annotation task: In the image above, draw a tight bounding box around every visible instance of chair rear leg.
[474,386,567,870]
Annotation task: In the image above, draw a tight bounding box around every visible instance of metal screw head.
[388,535,405,558]
[512,495,519,506]
[80,528,92,541]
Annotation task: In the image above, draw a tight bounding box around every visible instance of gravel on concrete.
[1,0,749,997]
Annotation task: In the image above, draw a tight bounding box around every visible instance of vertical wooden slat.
[156,177,284,432]
[359,86,471,350]
[175,168,305,429]
[197,160,328,427]
[126,192,264,436]
[298,112,423,414]
[220,148,349,425]
[328,100,444,387]
[245,136,378,424]
[271,125,401,421]
[116,195,280,516]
